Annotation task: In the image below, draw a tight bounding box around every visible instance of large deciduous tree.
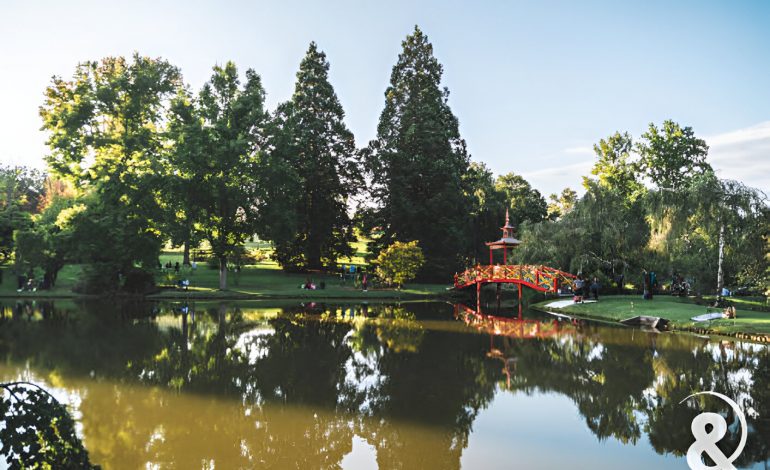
[191,62,266,289]
[585,131,644,203]
[39,54,182,282]
[577,131,649,279]
[495,172,548,226]
[637,120,710,192]
[364,26,471,279]
[164,87,209,266]
[269,42,362,270]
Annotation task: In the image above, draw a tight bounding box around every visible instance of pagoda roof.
[486,237,521,247]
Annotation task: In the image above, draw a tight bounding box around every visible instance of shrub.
[122,268,156,294]
[373,240,425,288]
[72,263,119,294]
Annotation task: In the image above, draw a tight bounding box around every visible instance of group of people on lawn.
[573,275,600,303]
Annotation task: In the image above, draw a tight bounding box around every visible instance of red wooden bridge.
[453,264,576,293]
[453,210,576,297]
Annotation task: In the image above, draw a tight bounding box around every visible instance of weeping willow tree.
[514,123,769,294]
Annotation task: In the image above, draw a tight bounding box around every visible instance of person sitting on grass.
[723,305,736,319]
[18,277,37,293]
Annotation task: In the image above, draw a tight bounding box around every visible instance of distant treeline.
[1,26,766,293]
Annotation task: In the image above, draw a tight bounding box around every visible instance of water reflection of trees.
[0,300,768,468]
[465,308,770,468]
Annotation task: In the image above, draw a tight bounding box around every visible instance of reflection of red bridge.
[454,303,574,340]
[455,303,581,388]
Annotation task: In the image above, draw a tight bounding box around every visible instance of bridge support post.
[476,281,481,312]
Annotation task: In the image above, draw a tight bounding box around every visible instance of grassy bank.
[0,258,452,301]
[149,263,450,300]
[0,264,84,298]
[533,294,770,340]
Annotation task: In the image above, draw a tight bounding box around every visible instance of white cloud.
[706,121,770,194]
[563,145,593,155]
[522,160,593,196]
[707,121,770,147]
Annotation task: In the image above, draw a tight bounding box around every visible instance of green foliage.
[14,184,78,288]
[60,195,162,276]
[517,124,768,295]
[208,246,266,269]
[39,54,182,285]
[72,263,121,294]
[495,172,548,225]
[364,27,471,279]
[162,87,208,264]
[584,131,644,204]
[547,187,578,220]
[374,240,426,288]
[167,62,269,289]
[0,382,98,469]
[21,46,766,298]
[122,267,156,294]
[235,247,267,266]
[463,162,507,262]
[40,54,181,186]
[269,43,362,270]
[637,120,711,191]
[0,166,45,265]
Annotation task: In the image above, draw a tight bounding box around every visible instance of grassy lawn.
[0,238,450,300]
[148,237,451,299]
[703,295,769,311]
[0,264,85,298]
[149,260,450,299]
[534,295,770,336]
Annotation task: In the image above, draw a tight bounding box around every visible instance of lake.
[1,299,768,469]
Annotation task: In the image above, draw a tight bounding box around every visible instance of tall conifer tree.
[365,26,471,279]
[270,42,361,270]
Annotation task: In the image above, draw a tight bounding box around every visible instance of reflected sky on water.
[0,299,768,469]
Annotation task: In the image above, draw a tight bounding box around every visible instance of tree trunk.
[219,256,228,290]
[181,309,189,379]
[183,240,191,266]
[215,302,227,371]
[716,222,725,294]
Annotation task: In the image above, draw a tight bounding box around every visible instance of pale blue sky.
[1,0,769,195]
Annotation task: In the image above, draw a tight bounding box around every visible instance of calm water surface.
[0,299,768,469]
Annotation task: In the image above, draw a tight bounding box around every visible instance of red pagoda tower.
[485,209,521,265]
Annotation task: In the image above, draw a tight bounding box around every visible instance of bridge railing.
[454,264,576,292]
